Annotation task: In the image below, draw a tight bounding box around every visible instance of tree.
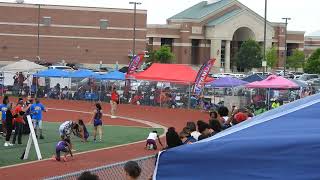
[236,39,262,72]
[154,45,175,64]
[287,49,305,72]
[304,48,320,74]
[265,46,278,71]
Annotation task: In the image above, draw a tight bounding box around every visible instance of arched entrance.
[230,27,256,71]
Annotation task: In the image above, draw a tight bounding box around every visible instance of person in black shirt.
[4,103,14,147]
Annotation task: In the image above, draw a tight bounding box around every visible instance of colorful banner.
[127,54,144,75]
[193,58,216,95]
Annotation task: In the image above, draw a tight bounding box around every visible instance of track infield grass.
[0,122,163,167]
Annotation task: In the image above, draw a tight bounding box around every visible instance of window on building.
[161,38,173,51]
[100,19,109,29]
[191,39,200,65]
[42,16,51,26]
[149,37,153,45]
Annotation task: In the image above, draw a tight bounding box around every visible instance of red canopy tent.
[127,63,212,83]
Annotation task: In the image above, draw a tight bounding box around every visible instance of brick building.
[305,31,320,57]
[0,2,147,65]
[147,0,307,72]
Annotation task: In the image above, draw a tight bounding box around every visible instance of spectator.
[4,103,14,147]
[209,119,223,133]
[77,171,99,180]
[186,122,201,141]
[232,111,248,125]
[198,122,215,141]
[209,111,218,120]
[165,127,182,149]
[124,161,141,180]
[179,131,196,144]
[12,100,25,144]
[217,106,229,124]
[30,98,47,139]
[1,96,9,136]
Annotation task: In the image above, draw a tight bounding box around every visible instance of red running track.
[0,99,209,180]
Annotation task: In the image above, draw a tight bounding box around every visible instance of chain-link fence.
[1,71,317,112]
[45,155,156,180]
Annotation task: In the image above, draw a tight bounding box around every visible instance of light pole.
[282,17,291,76]
[263,0,267,75]
[16,0,40,60]
[129,2,142,58]
[37,4,40,60]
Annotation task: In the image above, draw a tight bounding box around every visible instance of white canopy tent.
[0,59,46,72]
[0,60,46,86]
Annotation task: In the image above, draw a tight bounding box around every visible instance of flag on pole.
[193,59,215,96]
[127,54,144,75]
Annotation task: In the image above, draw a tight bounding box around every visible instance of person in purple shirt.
[53,139,73,162]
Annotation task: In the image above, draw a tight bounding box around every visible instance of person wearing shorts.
[59,120,78,150]
[30,99,46,139]
[145,130,163,150]
[0,96,9,137]
[110,87,119,118]
[54,140,73,161]
[92,103,103,142]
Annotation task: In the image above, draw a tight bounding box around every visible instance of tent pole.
[188,83,191,109]
[160,82,162,108]
[118,80,121,104]
[99,79,102,102]
[267,88,270,110]
[1,71,4,96]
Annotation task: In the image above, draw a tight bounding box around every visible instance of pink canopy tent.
[246,75,299,89]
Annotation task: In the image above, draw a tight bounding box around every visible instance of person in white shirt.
[186,122,201,141]
[145,130,163,150]
[58,120,79,151]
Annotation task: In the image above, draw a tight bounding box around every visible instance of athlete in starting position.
[145,130,163,150]
[53,139,73,161]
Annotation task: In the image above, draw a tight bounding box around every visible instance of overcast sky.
[1,0,319,35]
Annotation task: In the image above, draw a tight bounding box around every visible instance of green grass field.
[0,122,163,167]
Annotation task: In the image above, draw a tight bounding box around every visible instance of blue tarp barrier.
[155,93,320,180]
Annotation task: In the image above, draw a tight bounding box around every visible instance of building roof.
[207,8,242,26]
[307,30,320,37]
[168,0,235,20]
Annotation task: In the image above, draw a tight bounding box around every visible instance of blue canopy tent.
[154,93,320,180]
[242,74,265,83]
[95,70,125,80]
[93,71,125,101]
[33,69,70,78]
[69,69,96,78]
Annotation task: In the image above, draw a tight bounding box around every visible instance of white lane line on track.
[0,107,167,170]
